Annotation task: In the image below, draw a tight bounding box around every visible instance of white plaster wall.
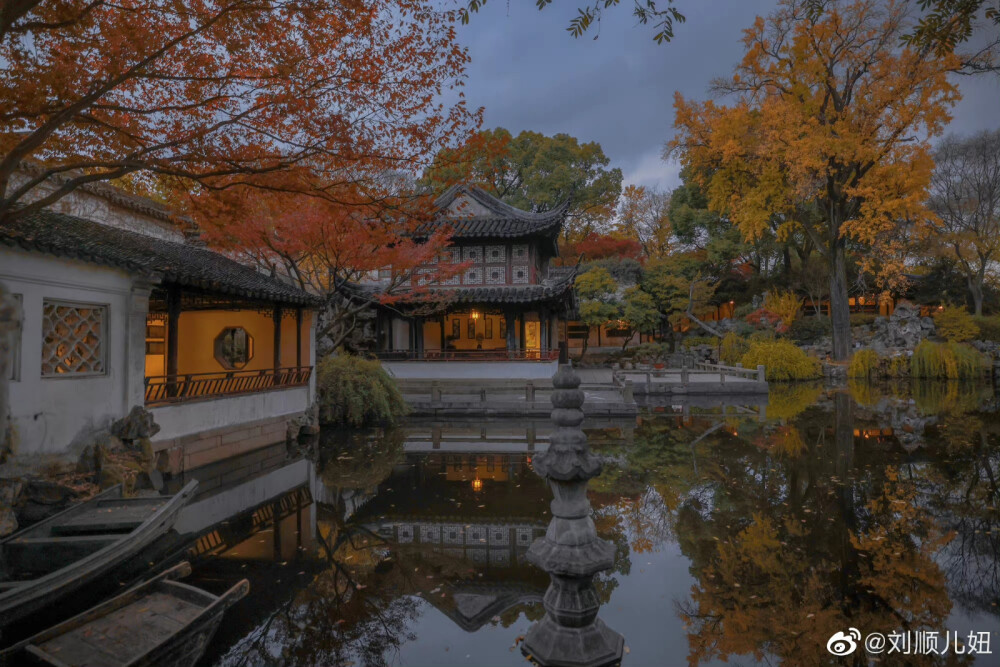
[2,248,135,454]
[173,458,312,534]
[150,386,311,441]
[382,360,558,380]
[9,172,185,243]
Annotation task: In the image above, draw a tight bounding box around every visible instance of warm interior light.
[470,309,481,321]
[472,478,483,492]
[858,296,866,305]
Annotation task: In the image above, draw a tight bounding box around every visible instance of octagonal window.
[214,327,254,369]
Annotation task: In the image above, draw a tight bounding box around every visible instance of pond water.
[164,381,1000,664]
[166,384,1000,666]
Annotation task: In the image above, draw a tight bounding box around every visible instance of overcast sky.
[452,0,1000,191]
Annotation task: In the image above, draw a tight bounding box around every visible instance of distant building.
[1,180,321,471]
[369,185,577,379]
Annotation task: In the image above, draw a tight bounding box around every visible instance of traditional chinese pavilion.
[372,185,576,364]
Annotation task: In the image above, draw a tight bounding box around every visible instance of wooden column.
[505,310,516,358]
[273,305,283,379]
[415,317,424,358]
[540,309,549,354]
[519,315,526,352]
[295,307,303,368]
[165,285,181,397]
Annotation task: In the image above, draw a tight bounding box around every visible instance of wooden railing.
[145,366,312,405]
[613,360,767,395]
[375,349,559,362]
[693,361,766,382]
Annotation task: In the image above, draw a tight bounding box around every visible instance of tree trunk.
[969,275,984,317]
[829,241,852,361]
[575,329,590,362]
[621,330,636,351]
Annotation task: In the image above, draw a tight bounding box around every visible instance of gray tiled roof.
[436,272,577,305]
[1,208,322,306]
[412,185,567,240]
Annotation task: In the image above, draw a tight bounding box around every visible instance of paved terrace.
[390,360,767,417]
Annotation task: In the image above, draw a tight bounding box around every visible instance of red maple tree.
[1,0,479,222]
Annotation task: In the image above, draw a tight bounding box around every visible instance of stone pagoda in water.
[521,353,624,666]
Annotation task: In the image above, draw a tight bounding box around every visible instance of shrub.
[720,332,749,365]
[740,339,822,381]
[788,315,832,343]
[683,335,720,349]
[764,289,803,327]
[733,303,756,320]
[910,340,987,380]
[316,354,409,426]
[630,341,669,362]
[973,315,1000,342]
[849,313,877,326]
[887,354,910,378]
[848,349,881,379]
[933,306,979,342]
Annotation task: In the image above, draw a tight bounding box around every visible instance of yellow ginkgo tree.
[670,0,961,359]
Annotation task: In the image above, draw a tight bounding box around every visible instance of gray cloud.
[455,0,998,190]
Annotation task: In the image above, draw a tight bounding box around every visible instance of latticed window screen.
[41,300,107,376]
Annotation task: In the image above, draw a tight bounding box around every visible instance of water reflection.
[164,380,1000,666]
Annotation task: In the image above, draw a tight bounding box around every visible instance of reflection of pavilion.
[370,516,546,570]
[365,450,547,569]
[346,448,553,632]
[423,581,544,633]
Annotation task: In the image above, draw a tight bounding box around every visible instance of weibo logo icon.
[826,628,861,656]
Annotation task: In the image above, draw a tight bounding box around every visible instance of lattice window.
[489,526,510,546]
[41,300,107,376]
[443,524,464,545]
[512,244,529,262]
[463,245,483,263]
[443,247,462,264]
[486,266,505,284]
[415,267,435,286]
[511,266,530,284]
[485,244,506,263]
[463,267,483,285]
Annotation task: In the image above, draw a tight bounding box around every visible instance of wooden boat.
[0,561,248,667]
[0,480,198,626]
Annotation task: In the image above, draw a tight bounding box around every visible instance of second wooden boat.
[0,561,249,667]
[0,480,198,626]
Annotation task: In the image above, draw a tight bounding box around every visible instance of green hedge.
[741,339,822,381]
[316,355,409,426]
[788,315,832,342]
[973,315,1000,342]
[910,340,988,380]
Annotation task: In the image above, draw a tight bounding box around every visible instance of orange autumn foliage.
[669,0,961,360]
[1,0,479,222]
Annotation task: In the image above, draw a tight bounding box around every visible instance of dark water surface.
[180,381,999,666]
